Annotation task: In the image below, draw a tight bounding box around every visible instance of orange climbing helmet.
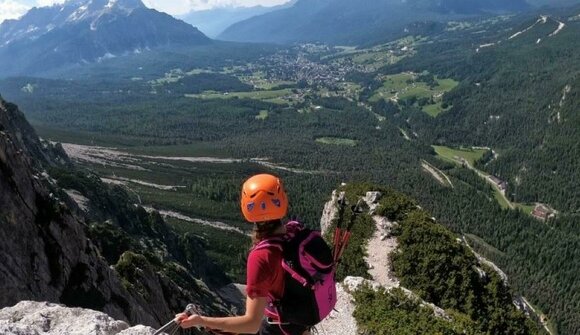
[241,174,288,222]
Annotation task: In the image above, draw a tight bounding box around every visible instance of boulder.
[0,301,157,335]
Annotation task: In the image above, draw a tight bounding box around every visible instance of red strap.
[333,228,343,263]
[336,231,352,262]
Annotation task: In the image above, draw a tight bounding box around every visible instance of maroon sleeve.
[246,248,279,299]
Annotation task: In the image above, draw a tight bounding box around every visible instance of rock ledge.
[0,301,156,335]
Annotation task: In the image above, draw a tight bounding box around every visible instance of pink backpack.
[253,221,337,328]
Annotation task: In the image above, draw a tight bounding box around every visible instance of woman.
[176,174,310,335]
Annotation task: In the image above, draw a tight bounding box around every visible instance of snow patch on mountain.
[1,0,146,45]
[67,4,90,22]
[106,0,119,9]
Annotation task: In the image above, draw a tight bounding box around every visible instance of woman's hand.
[175,312,203,329]
[173,296,266,333]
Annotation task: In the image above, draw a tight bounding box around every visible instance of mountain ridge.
[180,1,296,38]
[0,0,210,77]
[218,0,530,44]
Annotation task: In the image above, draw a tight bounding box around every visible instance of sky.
[0,0,291,23]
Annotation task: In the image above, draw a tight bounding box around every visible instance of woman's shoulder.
[249,240,284,263]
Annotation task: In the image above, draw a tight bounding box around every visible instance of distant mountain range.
[218,0,578,44]
[0,0,210,77]
[2,0,578,77]
[180,1,296,38]
[528,0,580,6]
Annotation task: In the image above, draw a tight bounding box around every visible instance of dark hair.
[252,219,283,245]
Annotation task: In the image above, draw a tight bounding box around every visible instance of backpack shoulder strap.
[285,220,305,235]
[252,237,285,252]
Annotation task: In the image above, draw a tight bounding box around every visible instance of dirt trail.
[62,143,323,174]
[421,160,454,188]
[519,297,554,335]
[106,176,186,191]
[549,21,565,36]
[461,236,508,284]
[365,216,400,288]
[142,206,247,235]
[317,189,451,334]
[399,128,411,141]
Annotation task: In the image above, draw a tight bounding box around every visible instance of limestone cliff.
[0,96,235,330]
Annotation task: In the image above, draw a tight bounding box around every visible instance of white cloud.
[36,0,66,6]
[142,0,193,15]
[143,0,291,14]
[0,0,31,23]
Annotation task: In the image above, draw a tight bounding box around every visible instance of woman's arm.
[178,296,267,334]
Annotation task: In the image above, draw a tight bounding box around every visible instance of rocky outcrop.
[0,301,156,335]
[0,98,68,167]
[362,191,382,214]
[317,283,358,335]
[318,275,452,335]
[343,277,449,320]
[320,189,340,235]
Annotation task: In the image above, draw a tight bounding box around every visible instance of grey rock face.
[363,191,382,215]
[0,98,158,326]
[0,301,156,335]
[320,190,340,235]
